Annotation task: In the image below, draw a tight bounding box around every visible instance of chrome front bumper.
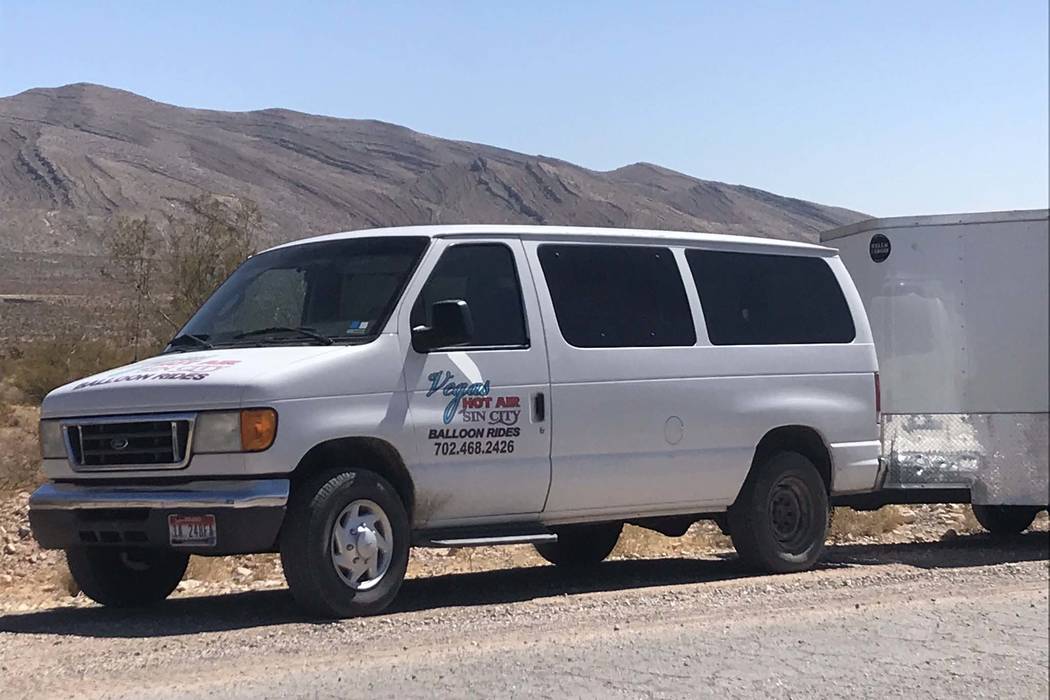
[28,479,290,554]
[29,479,290,511]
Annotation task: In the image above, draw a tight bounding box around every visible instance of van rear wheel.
[728,451,828,574]
[280,468,410,619]
[534,523,623,568]
[972,504,1040,535]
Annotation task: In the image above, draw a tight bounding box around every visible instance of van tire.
[728,451,828,574]
[280,468,410,619]
[534,523,622,568]
[66,547,188,608]
[972,505,1040,535]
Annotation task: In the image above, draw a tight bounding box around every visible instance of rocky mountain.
[0,83,866,254]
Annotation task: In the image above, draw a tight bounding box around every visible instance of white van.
[29,225,881,617]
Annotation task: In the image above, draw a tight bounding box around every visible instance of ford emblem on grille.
[110,437,130,451]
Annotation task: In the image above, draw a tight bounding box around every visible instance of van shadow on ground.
[1,531,1046,639]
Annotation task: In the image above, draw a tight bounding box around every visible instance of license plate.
[168,514,217,547]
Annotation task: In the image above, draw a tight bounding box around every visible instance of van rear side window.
[686,250,855,345]
[538,244,696,348]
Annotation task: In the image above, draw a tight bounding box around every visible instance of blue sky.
[1,1,1046,216]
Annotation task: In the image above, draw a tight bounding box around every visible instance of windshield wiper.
[233,326,334,345]
[165,333,213,352]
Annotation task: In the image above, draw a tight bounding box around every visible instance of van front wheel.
[728,451,828,574]
[534,523,623,568]
[280,468,410,619]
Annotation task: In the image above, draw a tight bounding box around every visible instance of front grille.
[65,415,193,470]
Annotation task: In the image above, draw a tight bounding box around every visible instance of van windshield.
[168,236,429,351]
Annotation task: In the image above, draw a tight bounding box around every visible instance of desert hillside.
[0,83,866,256]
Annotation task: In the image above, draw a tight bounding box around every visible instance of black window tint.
[538,245,696,348]
[686,250,855,345]
[411,244,527,348]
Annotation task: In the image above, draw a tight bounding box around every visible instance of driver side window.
[411,243,528,349]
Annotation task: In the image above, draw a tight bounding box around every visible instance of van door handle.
[533,392,546,422]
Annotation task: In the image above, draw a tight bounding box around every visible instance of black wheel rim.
[767,475,814,554]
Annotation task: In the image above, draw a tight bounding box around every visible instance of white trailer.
[822,209,1049,532]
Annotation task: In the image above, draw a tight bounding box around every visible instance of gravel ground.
[1,532,1047,699]
[8,479,1041,614]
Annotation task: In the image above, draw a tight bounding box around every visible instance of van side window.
[538,244,696,348]
[411,243,528,348]
[686,250,856,345]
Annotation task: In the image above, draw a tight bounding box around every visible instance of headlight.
[39,420,67,459]
[194,411,240,453]
[195,409,277,453]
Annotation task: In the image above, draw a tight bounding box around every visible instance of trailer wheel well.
[292,437,415,519]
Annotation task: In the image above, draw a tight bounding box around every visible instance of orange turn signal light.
[240,408,277,452]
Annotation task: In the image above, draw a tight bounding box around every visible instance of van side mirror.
[412,300,474,352]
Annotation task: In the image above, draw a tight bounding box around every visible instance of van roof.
[264,224,836,256]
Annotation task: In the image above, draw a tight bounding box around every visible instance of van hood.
[41,346,349,418]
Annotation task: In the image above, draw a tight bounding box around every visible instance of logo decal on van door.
[425,372,520,457]
[426,371,492,425]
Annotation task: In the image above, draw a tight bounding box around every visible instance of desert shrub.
[100,215,169,355]
[612,522,731,559]
[829,506,906,538]
[0,404,41,491]
[5,337,137,403]
[101,194,259,340]
[0,376,26,405]
[167,195,258,324]
[0,403,15,427]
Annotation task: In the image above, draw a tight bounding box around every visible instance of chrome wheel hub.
[330,499,393,591]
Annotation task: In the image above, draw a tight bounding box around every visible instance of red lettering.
[462,396,492,409]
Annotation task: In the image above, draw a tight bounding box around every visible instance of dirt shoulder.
[1,486,1047,613]
[0,534,1046,698]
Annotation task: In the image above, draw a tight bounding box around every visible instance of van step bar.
[422,533,557,548]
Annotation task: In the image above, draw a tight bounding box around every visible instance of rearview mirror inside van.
[411,299,474,352]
